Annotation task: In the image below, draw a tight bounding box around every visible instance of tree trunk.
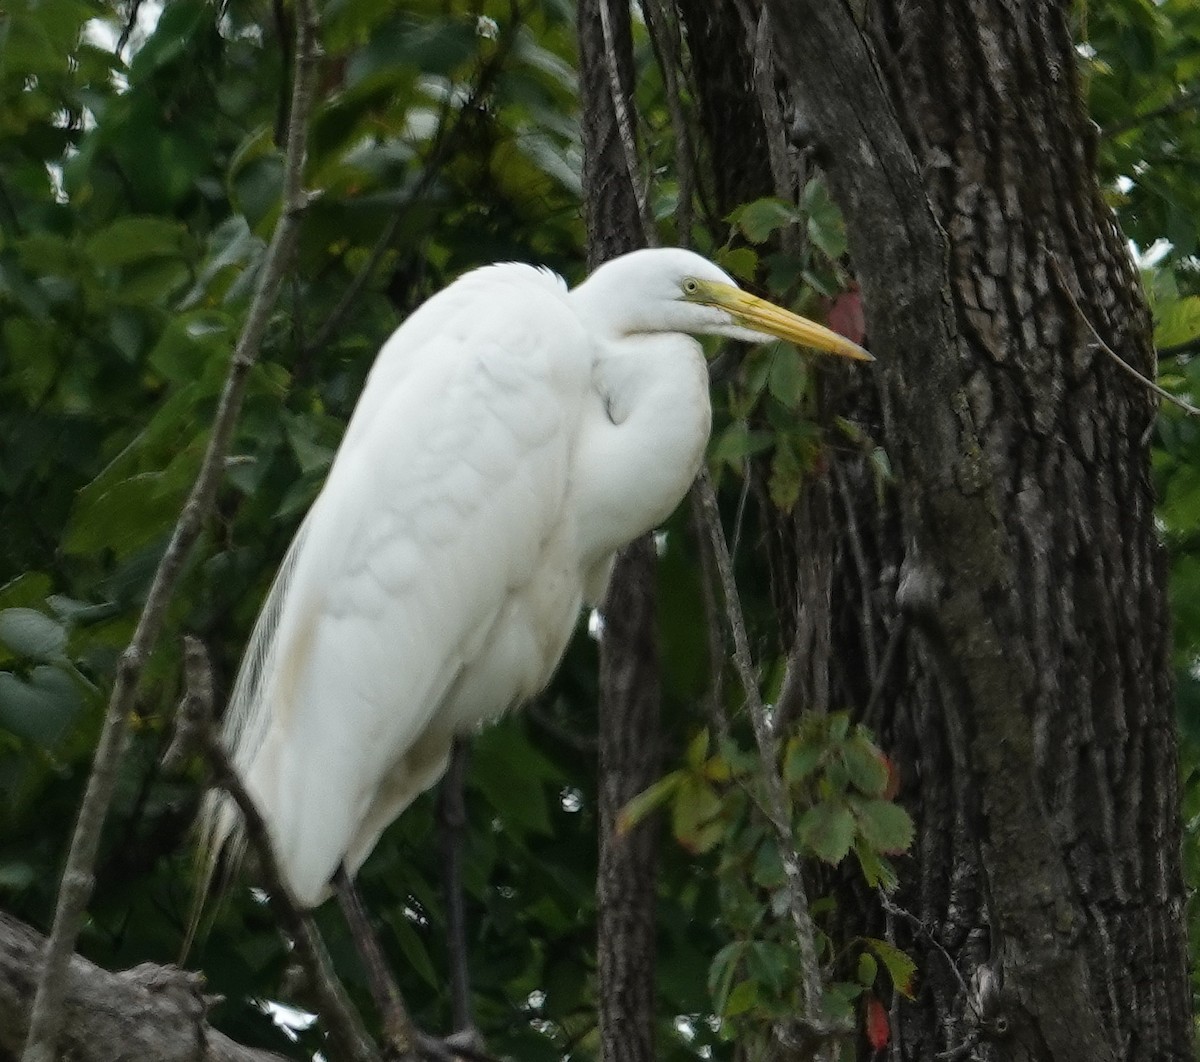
[576,3,662,1061]
[760,1,1193,1059]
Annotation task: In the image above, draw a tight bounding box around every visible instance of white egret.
[199,247,870,911]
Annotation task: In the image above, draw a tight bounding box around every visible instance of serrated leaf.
[730,197,799,243]
[865,937,917,999]
[715,245,759,282]
[783,735,823,785]
[802,178,848,259]
[857,951,878,986]
[753,839,786,888]
[798,802,855,864]
[843,733,889,797]
[0,609,67,662]
[853,798,915,855]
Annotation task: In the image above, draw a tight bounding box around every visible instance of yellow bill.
[697,280,873,362]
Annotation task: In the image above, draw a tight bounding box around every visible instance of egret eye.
[682,278,700,296]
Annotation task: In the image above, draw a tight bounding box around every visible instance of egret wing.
[214,266,594,905]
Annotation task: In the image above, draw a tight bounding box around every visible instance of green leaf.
[710,425,773,469]
[798,802,855,865]
[685,728,710,770]
[715,245,759,282]
[802,178,848,259]
[768,435,803,511]
[64,471,186,558]
[865,937,917,999]
[852,798,915,855]
[828,712,850,742]
[671,776,723,854]
[752,839,786,888]
[470,723,563,836]
[842,732,889,797]
[0,609,67,662]
[385,911,439,988]
[722,978,759,1018]
[767,346,808,409]
[0,666,82,747]
[730,197,799,244]
[619,771,682,834]
[783,735,823,785]
[1156,294,1200,348]
[855,844,899,890]
[84,217,185,267]
[857,951,879,987]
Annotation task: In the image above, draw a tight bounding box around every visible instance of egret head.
[575,247,872,361]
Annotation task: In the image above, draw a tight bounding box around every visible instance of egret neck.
[570,330,712,568]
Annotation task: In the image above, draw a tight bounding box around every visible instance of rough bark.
[0,912,289,1062]
[576,3,661,1062]
[760,1,1192,1059]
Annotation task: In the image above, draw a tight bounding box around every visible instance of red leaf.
[826,285,866,345]
[865,995,890,1051]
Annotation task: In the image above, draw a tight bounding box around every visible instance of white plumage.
[201,247,870,908]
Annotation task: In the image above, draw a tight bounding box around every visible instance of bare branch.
[21,6,323,1059]
[1052,256,1200,417]
[170,638,381,1062]
[693,470,830,1032]
[641,0,694,243]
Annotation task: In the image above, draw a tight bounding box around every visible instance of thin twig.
[1052,256,1200,417]
[693,469,827,1026]
[688,492,731,745]
[641,0,694,243]
[877,891,974,1008]
[20,7,322,1060]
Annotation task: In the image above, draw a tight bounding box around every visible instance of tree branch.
[170,637,381,1062]
[0,911,292,1062]
[20,6,322,1060]
[693,469,832,1039]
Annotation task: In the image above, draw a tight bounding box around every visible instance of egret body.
[203,248,870,907]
